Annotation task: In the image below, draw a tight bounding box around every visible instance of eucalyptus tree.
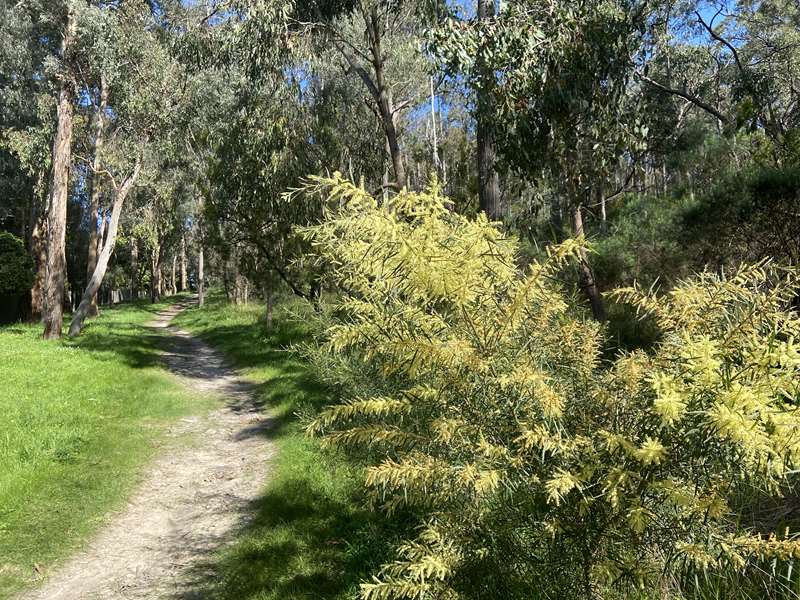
[640,0,800,165]
[68,3,189,336]
[35,1,76,338]
[0,0,59,320]
[302,48,389,189]
[290,0,431,191]
[1,1,151,337]
[433,0,647,320]
[203,77,324,300]
[0,0,55,238]
[474,0,501,218]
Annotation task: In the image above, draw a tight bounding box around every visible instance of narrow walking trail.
[21,301,275,600]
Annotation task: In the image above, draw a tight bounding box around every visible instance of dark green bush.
[594,193,695,290]
[0,232,34,295]
[683,166,800,268]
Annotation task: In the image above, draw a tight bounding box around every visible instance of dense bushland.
[300,175,800,599]
[0,233,34,296]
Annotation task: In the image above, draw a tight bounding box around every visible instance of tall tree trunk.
[476,0,501,220]
[197,244,205,308]
[84,73,109,319]
[131,237,139,300]
[573,204,606,322]
[69,161,141,337]
[42,9,76,340]
[430,76,440,173]
[331,8,406,190]
[180,234,187,291]
[29,174,47,321]
[382,140,390,202]
[366,8,406,190]
[151,243,162,303]
[170,255,177,295]
[599,187,608,235]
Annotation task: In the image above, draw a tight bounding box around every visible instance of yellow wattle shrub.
[299,174,800,599]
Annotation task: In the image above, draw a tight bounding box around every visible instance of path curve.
[21,301,275,600]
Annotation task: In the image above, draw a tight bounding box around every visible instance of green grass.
[0,297,214,598]
[172,292,396,600]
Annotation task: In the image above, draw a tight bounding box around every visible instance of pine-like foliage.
[299,174,800,599]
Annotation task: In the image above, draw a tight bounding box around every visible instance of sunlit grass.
[0,297,212,598]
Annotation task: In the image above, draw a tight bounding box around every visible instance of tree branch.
[636,71,729,124]
[695,10,746,76]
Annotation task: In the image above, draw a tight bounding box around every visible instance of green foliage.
[593,194,695,290]
[684,167,800,268]
[301,175,800,599]
[0,232,33,295]
[432,0,646,201]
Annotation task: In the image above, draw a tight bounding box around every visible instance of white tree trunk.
[69,159,141,337]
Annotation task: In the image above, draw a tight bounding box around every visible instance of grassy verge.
[172,292,394,600]
[0,297,213,598]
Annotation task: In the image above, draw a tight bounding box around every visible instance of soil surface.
[20,301,274,600]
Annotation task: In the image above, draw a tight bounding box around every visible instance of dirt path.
[21,301,275,600]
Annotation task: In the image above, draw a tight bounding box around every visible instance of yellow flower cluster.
[301,176,800,598]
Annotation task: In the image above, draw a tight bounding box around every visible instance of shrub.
[0,232,34,295]
[683,167,800,269]
[593,194,695,290]
[300,174,800,600]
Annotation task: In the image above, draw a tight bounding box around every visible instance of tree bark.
[151,242,163,303]
[42,9,76,339]
[180,234,187,291]
[69,160,141,337]
[365,8,406,189]
[599,187,608,235]
[573,204,606,321]
[170,255,177,295]
[476,0,501,220]
[330,10,406,190]
[197,244,205,307]
[430,76,440,173]
[131,237,139,300]
[30,175,47,321]
[84,73,109,318]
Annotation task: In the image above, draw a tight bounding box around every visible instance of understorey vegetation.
[297,177,800,599]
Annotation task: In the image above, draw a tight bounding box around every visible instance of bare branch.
[695,10,747,76]
[636,71,729,124]
[391,99,412,115]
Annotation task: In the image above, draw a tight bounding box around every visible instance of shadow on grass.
[170,297,400,600]
[176,477,395,600]
[60,296,192,369]
[66,327,167,369]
